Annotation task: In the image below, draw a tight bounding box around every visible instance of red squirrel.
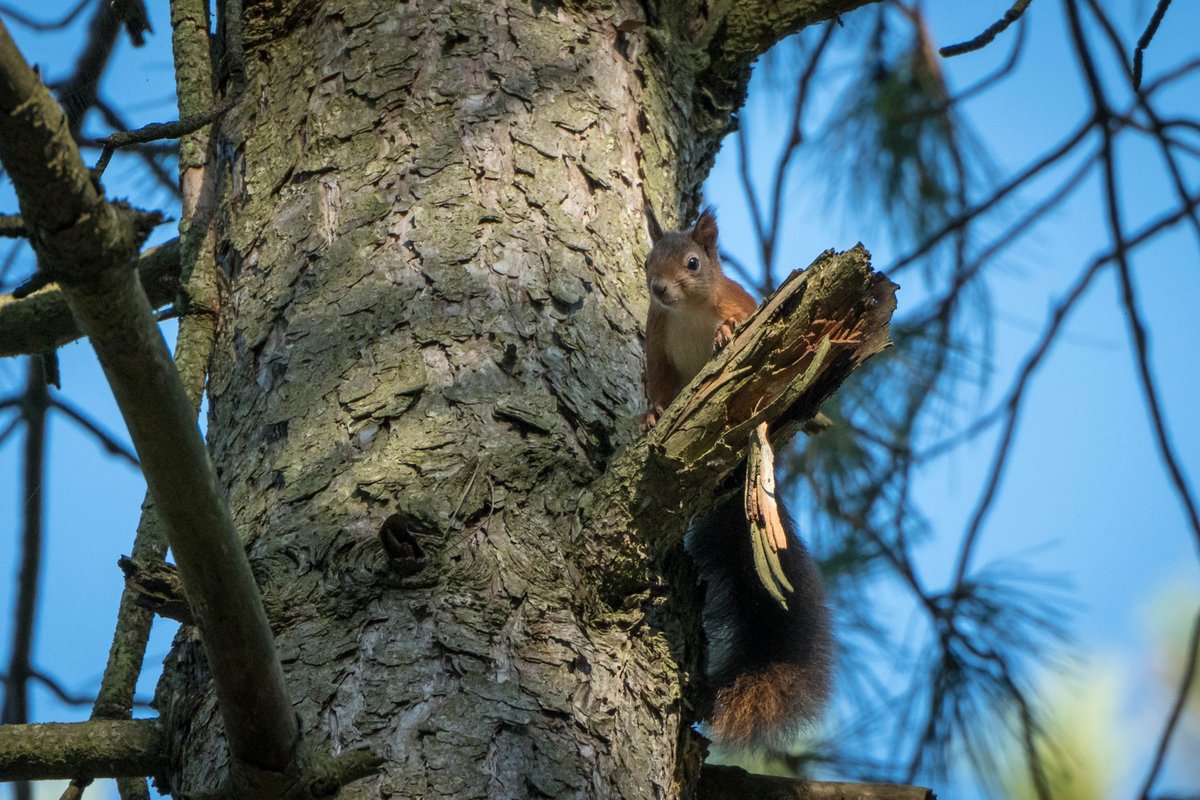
[642,208,834,750]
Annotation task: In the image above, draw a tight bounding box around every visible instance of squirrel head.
[645,207,722,310]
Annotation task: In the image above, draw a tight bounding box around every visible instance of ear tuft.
[691,206,718,256]
[646,207,664,243]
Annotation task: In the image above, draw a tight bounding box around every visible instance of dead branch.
[939,0,1032,58]
[584,245,896,595]
[119,556,193,624]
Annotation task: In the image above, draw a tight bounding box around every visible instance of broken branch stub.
[584,245,897,596]
[654,244,897,496]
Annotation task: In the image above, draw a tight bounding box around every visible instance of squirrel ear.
[646,207,664,243]
[691,206,718,257]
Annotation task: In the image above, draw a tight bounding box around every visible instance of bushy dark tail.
[687,494,834,751]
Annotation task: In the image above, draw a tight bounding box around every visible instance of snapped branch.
[584,245,896,597]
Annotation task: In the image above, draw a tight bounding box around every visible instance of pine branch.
[0,719,168,782]
[0,238,181,358]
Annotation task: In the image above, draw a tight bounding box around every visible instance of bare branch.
[91,98,181,198]
[95,97,236,168]
[0,719,168,782]
[1133,0,1174,90]
[762,22,837,290]
[0,238,181,358]
[918,185,1200,464]
[51,397,140,467]
[0,19,299,773]
[0,0,90,32]
[0,410,19,447]
[889,117,1094,273]
[78,5,226,798]
[1137,607,1200,800]
[949,249,1104,594]
[939,0,1033,58]
[0,669,151,710]
[1,356,48,800]
[1080,0,1200,252]
[53,0,124,136]
[0,213,25,237]
[1065,0,1200,559]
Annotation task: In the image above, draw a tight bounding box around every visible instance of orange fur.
[709,662,832,750]
[642,209,756,426]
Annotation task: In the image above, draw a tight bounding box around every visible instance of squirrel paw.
[713,319,739,351]
[641,406,663,431]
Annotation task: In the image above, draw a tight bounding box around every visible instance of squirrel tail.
[687,493,834,751]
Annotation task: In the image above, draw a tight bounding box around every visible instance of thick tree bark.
[154,0,878,797]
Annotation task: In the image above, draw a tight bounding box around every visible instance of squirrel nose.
[651,280,668,297]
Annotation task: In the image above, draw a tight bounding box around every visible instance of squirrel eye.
[686,256,700,271]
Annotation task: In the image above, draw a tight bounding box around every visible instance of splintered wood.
[745,422,794,610]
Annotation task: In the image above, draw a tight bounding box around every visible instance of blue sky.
[2,2,1199,799]
[707,3,1200,795]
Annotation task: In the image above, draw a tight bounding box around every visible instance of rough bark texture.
[0,720,168,782]
[154,0,877,797]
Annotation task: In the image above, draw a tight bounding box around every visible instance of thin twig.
[92,96,236,180]
[1,356,49,800]
[890,117,1095,273]
[1066,0,1200,560]
[0,0,90,32]
[51,397,140,467]
[1133,0,1174,90]
[0,669,153,709]
[940,0,1034,58]
[890,56,1200,278]
[91,98,182,195]
[735,116,768,248]
[1137,607,1200,800]
[1081,0,1200,250]
[0,213,26,238]
[896,20,1027,124]
[1116,265,1200,554]
[908,149,1099,341]
[760,21,837,290]
[54,0,125,138]
[949,251,1105,591]
[0,411,21,447]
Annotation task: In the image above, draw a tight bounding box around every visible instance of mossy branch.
[0,720,169,782]
[0,239,180,357]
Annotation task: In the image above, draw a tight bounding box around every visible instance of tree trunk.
[154,0,873,796]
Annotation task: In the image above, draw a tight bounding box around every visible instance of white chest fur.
[664,306,720,385]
